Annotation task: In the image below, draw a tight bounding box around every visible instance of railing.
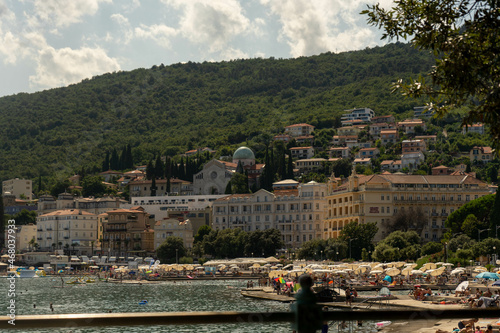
[2,309,500,330]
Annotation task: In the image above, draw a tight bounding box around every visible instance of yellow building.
[324,172,490,242]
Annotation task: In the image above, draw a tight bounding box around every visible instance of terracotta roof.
[473,146,493,154]
[219,160,238,168]
[285,123,314,128]
[432,165,449,169]
[40,209,97,217]
[329,147,349,151]
[380,129,397,133]
[106,208,146,214]
[296,135,314,139]
[214,193,254,202]
[290,146,312,150]
[274,189,299,196]
[359,148,377,151]
[380,160,394,165]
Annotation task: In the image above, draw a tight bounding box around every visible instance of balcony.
[37,237,42,240]
[106,228,127,232]
[64,227,69,230]
[441,213,448,217]
[64,237,69,239]
[47,237,52,240]
[37,229,43,232]
[431,213,438,216]
[46,228,53,231]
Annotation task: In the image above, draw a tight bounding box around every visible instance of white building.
[2,178,32,200]
[212,181,327,248]
[401,152,425,170]
[341,108,375,126]
[4,223,36,252]
[154,218,194,249]
[38,193,126,215]
[284,123,315,137]
[36,209,98,255]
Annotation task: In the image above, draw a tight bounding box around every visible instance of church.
[193,147,264,195]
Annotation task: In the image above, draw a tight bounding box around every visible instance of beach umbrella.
[424,263,437,270]
[410,270,423,275]
[475,272,500,280]
[404,263,417,269]
[473,266,487,273]
[370,269,384,275]
[383,275,392,283]
[492,280,500,287]
[455,281,469,292]
[450,268,465,275]
[385,268,400,276]
[252,263,261,268]
[401,268,412,276]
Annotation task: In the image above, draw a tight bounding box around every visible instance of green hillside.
[0,42,433,181]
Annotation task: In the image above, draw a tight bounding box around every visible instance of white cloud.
[260,0,390,56]
[29,46,120,89]
[33,0,111,27]
[134,24,177,48]
[219,47,248,60]
[163,0,251,53]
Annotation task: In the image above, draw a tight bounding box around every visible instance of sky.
[0,0,394,98]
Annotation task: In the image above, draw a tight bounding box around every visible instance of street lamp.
[493,246,497,265]
[478,228,491,242]
[175,249,178,265]
[349,238,358,259]
[336,251,339,261]
[320,250,323,261]
[495,226,500,238]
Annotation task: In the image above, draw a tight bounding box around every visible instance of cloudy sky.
[0,0,394,98]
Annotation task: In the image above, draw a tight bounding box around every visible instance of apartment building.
[355,148,380,159]
[295,158,328,173]
[154,217,194,249]
[128,178,193,197]
[3,223,36,252]
[380,129,398,145]
[36,209,98,255]
[290,147,314,160]
[324,173,490,242]
[284,123,315,137]
[397,119,426,134]
[212,181,327,248]
[402,140,427,154]
[329,147,350,159]
[38,193,126,215]
[2,178,32,200]
[101,207,153,256]
[341,108,375,126]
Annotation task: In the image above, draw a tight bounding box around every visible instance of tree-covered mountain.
[0,42,433,183]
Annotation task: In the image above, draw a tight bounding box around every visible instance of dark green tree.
[110,148,119,170]
[81,175,107,197]
[339,221,378,259]
[156,237,186,264]
[489,190,500,238]
[50,179,71,197]
[286,150,294,179]
[155,155,164,179]
[150,177,157,196]
[194,225,212,244]
[363,0,500,148]
[102,151,110,172]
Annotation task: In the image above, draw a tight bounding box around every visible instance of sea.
[0,277,291,333]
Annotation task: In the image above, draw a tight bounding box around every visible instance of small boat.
[138,300,148,305]
[375,321,391,330]
[66,277,86,285]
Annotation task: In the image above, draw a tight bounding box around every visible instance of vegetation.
[363,1,500,149]
[156,236,186,264]
[0,43,434,183]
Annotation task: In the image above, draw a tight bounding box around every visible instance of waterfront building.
[212,181,327,248]
[324,172,490,242]
[3,223,36,252]
[154,217,194,249]
[284,123,315,137]
[101,207,154,257]
[36,209,98,255]
[2,178,32,200]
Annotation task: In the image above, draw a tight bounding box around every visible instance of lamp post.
[495,226,500,238]
[478,228,490,242]
[320,250,323,261]
[175,249,178,265]
[336,251,339,261]
[493,246,497,265]
[349,238,358,260]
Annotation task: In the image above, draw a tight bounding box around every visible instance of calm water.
[0,277,291,332]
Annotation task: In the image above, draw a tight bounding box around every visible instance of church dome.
[233,146,255,160]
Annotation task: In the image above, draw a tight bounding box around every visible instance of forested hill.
[0,42,433,181]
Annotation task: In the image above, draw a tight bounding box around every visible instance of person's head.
[487,325,492,331]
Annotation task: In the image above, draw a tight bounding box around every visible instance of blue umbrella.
[383,275,392,283]
[492,280,500,286]
[475,272,500,280]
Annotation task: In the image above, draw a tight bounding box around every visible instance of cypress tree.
[110,148,119,170]
[119,146,127,170]
[126,144,133,169]
[166,177,171,193]
[287,151,294,179]
[102,151,110,171]
[225,180,232,194]
[150,177,157,196]
[155,155,164,179]
[146,160,154,180]
[489,188,500,238]
[179,157,186,180]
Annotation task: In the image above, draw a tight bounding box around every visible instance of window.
[381,195,384,200]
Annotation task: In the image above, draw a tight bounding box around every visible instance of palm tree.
[51,243,56,251]
[28,238,35,252]
[34,243,39,251]
[71,243,78,255]
[64,244,70,255]
[58,241,63,250]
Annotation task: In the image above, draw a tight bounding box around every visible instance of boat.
[18,269,38,278]
[66,277,86,284]
[375,321,391,330]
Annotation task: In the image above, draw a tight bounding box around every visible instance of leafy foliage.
[339,221,378,259]
[156,236,186,264]
[363,1,500,148]
[0,43,434,182]
[445,194,494,234]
